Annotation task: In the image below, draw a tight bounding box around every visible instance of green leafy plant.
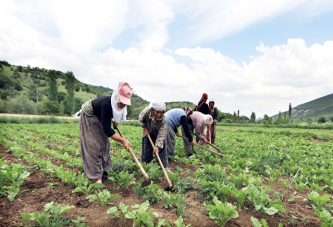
[205,196,239,227]
[251,216,284,227]
[0,162,30,201]
[163,193,187,217]
[133,181,165,204]
[243,184,286,215]
[308,191,331,209]
[230,187,248,210]
[174,216,191,227]
[107,201,161,227]
[86,189,120,206]
[72,182,104,195]
[108,170,136,189]
[20,201,75,227]
[314,207,333,227]
[173,176,199,194]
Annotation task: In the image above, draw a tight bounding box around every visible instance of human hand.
[122,139,131,151]
[153,146,159,154]
[176,132,181,137]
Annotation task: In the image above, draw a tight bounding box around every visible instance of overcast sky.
[1,0,333,118]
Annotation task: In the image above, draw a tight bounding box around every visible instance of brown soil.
[0,143,321,227]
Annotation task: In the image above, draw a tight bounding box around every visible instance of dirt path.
[0,113,75,120]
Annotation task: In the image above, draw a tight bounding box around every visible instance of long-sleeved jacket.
[138,106,167,149]
[189,111,206,141]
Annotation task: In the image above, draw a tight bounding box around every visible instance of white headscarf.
[204,114,213,124]
[149,102,166,111]
[203,114,213,135]
[111,91,127,123]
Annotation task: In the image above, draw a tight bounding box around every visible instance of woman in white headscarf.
[183,111,212,156]
[138,102,170,171]
[190,111,213,143]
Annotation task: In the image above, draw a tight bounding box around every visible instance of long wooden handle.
[113,121,149,180]
[147,134,172,188]
[181,136,223,153]
[194,143,224,158]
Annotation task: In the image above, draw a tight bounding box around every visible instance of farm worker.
[138,101,170,172]
[208,99,218,144]
[194,93,210,114]
[184,111,213,156]
[80,82,132,183]
[164,107,195,158]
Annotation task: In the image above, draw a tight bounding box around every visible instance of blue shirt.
[165,108,186,129]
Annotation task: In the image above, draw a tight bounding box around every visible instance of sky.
[1,0,333,118]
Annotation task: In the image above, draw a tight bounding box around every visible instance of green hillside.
[291,93,333,119]
[0,61,196,118]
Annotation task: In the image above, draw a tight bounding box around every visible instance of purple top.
[189,111,206,140]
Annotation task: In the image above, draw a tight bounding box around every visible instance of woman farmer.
[208,99,218,144]
[80,82,132,183]
[164,107,195,158]
[194,93,209,114]
[138,102,170,171]
[184,111,213,156]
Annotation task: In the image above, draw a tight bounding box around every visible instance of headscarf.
[118,82,132,105]
[182,106,193,117]
[203,114,213,136]
[195,93,208,111]
[149,102,166,111]
[147,102,166,123]
[203,114,213,125]
[111,90,127,123]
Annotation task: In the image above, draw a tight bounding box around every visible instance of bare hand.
[122,139,131,151]
[153,146,159,154]
[176,132,181,137]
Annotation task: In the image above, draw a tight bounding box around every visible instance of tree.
[317,116,326,124]
[46,70,58,101]
[283,112,287,123]
[7,94,37,114]
[250,112,256,123]
[40,99,61,115]
[74,97,83,112]
[288,103,292,119]
[64,71,76,115]
[127,105,133,119]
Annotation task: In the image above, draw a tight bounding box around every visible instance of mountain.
[291,93,333,120]
[270,93,333,120]
[0,60,196,118]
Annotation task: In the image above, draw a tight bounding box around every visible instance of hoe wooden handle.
[113,120,149,180]
[147,134,172,188]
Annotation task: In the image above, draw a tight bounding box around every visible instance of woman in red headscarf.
[195,93,209,114]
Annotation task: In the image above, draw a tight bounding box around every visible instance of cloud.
[1,0,333,119]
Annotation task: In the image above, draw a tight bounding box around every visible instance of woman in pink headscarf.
[80,82,133,183]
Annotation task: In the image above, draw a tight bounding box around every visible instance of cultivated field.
[0,121,332,227]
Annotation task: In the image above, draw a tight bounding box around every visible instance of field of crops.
[1,121,333,227]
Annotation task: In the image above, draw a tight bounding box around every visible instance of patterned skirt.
[80,112,112,180]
